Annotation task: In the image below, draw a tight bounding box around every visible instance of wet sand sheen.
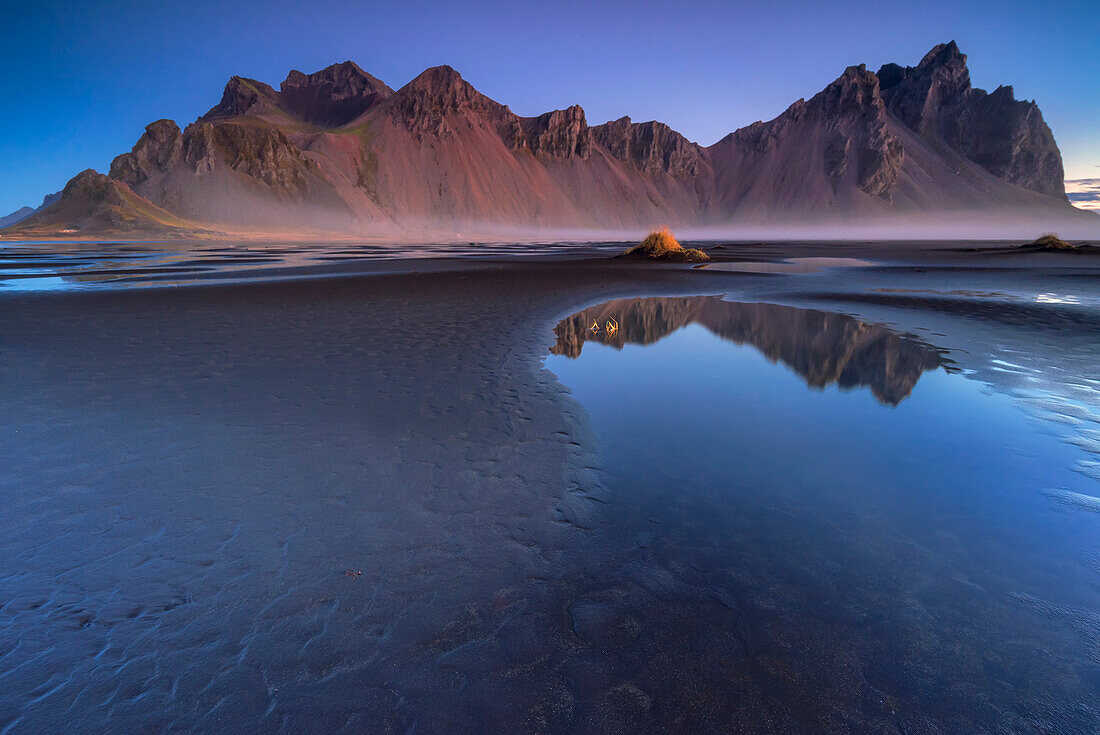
[0,261,1098,733]
[0,265,735,733]
[699,256,876,273]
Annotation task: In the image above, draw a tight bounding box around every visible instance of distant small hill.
[4,170,217,239]
[0,206,36,229]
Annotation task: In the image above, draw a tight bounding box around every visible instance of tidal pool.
[546,296,1100,732]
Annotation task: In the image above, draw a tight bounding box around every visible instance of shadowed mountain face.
[551,297,946,405]
[2,42,1080,238]
[877,42,1064,198]
[0,206,35,229]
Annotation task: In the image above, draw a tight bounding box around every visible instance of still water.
[547,296,1099,732]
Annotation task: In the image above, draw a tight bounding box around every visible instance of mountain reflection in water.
[552,296,948,405]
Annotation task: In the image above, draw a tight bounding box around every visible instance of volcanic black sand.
[1,246,1098,733]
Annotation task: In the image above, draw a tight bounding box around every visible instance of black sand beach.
[1,248,1099,733]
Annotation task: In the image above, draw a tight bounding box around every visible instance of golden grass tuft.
[621,227,709,262]
[1026,233,1076,251]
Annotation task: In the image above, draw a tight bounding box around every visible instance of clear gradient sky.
[2,0,1097,215]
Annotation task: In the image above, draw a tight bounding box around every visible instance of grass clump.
[1023,233,1077,251]
[620,228,709,262]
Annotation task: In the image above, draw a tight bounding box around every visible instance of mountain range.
[2,42,1087,240]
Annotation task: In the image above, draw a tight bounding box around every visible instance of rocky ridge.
[3,41,1080,238]
[878,42,1064,197]
[10,169,214,237]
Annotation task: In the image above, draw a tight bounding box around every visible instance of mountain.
[0,190,63,229]
[2,43,1085,240]
[8,170,216,238]
[0,207,36,229]
[551,296,946,405]
[877,42,1064,198]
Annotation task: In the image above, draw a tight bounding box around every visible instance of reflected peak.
[551,296,947,405]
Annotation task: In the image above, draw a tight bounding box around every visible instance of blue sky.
[1,0,1097,214]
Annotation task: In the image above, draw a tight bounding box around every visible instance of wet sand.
[2,236,1098,292]
[1,252,1099,733]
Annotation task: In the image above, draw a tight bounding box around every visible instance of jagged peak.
[390,65,504,118]
[876,63,906,90]
[532,104,587,125]
[108,119,184,186]
[919,40,966,70]
[804,64,884,119]
[143,119,182,140]
[203,76,278,120]
[833,64,880,94]
[60,169,131,206]
[877,42,970,88]
[396,65,473,102]
[815,64,880,97]
[312,60,369,77]
[595,116,681,134]
[278,60,392,127]
[226,75,278,96]
[381,65,508,139]
[281,60,391,94]
[591,114,703,176]
[403,65,468,93]
[509,104,591,159]
[65,168,106,191]
[877,41,973,133]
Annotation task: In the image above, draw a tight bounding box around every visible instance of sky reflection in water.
[547,296,1099,727]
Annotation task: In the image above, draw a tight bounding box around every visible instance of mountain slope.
[877,42,1064,198]
[0,207,36,229]
[5,170,216,238]
[2,42,1085,239]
